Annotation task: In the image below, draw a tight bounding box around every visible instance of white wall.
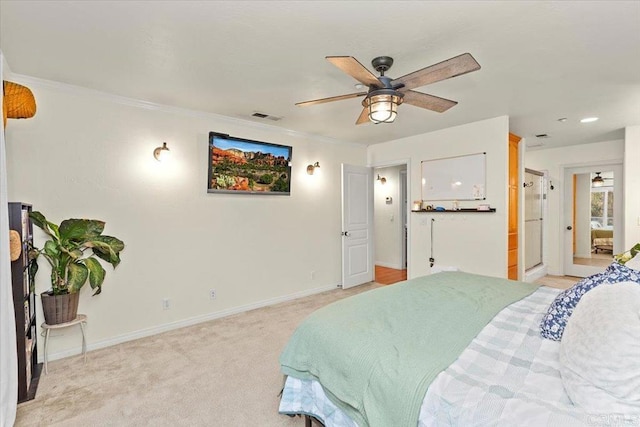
[624,126,640,248]
[5,76,366,359]
[373,165,405,269]
[0,50,18,427]
[368,116,510,279]
[525,139,624,274]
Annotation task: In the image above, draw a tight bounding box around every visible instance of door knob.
[566,226,573,230]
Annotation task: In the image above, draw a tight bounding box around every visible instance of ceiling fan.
[592,172,614,187]
[296,53,481,125]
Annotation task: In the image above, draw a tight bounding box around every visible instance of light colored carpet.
[15,276,576,426]
[16,282,381,427]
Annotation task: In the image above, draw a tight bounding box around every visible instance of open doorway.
[373,164,408,285]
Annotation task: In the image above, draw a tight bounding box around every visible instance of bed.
[278,271,599,426]
[591,228,613,253]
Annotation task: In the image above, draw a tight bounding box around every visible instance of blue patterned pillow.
[540,263,640,341]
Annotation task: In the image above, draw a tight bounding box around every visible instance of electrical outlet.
[162,298,170,310]
[209,289,216,300]
[311,271,316,280]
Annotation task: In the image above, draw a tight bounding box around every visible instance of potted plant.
[28,211,125,325]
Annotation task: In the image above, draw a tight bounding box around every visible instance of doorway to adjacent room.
[373,164,408,285]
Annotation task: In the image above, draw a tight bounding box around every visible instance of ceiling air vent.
[251,112,282,121]
[526,133,548,148]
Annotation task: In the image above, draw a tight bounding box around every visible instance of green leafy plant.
[614,243,640,265]
[29,211,125,296]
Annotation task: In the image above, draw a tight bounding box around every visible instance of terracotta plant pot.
[41,291,79,325]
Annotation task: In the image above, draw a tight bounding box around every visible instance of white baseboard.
[574,252,592,259]
[46,282,339,362]
[524,264,548,283]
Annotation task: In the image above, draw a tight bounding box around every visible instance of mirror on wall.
[564,164,622,278]
[572,171,615,269]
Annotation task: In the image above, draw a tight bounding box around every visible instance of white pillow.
[559,282,640,413]
[626,252,640,272]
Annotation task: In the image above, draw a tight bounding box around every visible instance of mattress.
[280,286,590,426]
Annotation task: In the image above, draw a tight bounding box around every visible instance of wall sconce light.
[307,161,320,175]
[376,174,387,184]
[153,142,170,161]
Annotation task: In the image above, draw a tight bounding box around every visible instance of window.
[591,187,614,229]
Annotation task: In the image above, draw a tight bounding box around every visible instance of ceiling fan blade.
[392,53,480,91]
[402,90,458,113]
[355,107,370,125]
[326,56,381,87]
[296,92,367,107]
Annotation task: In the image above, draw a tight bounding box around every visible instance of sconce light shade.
[153,142,170,161]
[307,161,320,175]
[364,89,403,124]
[376,174,387,184]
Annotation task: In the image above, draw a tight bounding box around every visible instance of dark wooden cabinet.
[8,202,41,402]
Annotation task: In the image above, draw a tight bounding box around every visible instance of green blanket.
[279,271,539,427]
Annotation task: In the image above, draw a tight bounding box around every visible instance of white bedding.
[559,282,640,413]
[280,286,600,426]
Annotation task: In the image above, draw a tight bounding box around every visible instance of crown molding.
[7,73,363,148]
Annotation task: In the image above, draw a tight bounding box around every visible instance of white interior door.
[342,164,373,289]
[563,163,623,277]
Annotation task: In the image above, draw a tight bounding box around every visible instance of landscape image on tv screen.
[208,132,293,195]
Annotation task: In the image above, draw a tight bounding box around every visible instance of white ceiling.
[1,1,639,148]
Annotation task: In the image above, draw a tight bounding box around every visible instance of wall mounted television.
[208,132,293,195]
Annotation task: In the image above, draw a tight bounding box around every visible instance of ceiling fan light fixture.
[592,172,605,187]
[365,90,403,124]
[298,53,480,125]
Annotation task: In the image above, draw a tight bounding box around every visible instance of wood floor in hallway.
[375,265,407,285]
